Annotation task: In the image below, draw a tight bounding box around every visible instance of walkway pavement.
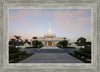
[19,46,83,63]
[19,53,83,63]
[19,46,80,53]
[42,46,59,49]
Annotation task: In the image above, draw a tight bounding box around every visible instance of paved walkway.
[19,46,80,53]
[42,46,59,49]
[19,53,83,63]
[19,46,83,63]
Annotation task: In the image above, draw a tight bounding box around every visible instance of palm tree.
[9,38,16,46]
[24,39,29,43]
[14,35,21,46]
[19,39,24,46]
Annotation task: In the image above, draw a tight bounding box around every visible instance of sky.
[9,9,91,42]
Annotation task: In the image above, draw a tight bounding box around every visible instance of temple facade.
[31,21,67,46]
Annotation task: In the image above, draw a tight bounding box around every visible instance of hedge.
[9,51,26,60]
[74,51,91,59]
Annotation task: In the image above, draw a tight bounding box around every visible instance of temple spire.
[48,21,52,34]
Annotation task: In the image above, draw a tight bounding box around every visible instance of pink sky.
[9,9,91,42]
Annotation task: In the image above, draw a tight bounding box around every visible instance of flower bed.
[68,51,91,63]
[9,51,26,60]
[9,45,34,63]
[9,51,33,63]
[74,51,91,59]
[74,51,91,63]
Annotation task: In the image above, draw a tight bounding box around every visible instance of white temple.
[31,21,67,46]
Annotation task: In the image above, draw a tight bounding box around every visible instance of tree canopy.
[57,40,68,48]
[32,37,37,39]
[9,35,24,46]
[75,37,86,46]
[32,40,43,48]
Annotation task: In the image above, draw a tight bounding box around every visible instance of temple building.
[31,21,67,46]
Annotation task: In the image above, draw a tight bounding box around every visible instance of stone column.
[53,41,56,46]
[47,41,48,46]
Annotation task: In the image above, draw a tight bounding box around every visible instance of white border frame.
[3,3,97,69]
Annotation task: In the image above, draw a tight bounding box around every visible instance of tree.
[9,38,16,46]
[63,37,66,40]
[32,37,37,39]
[24,39,31,45]
[24,39,29,43]
[18,39,24,46]
[14,35,21,46]
[57,40,68,48]
[32,40,43,48]
[75,37,86,46]
[86,42,91,46]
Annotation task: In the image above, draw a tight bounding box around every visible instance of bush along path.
[68,46,91,63]
[9,45,34,63]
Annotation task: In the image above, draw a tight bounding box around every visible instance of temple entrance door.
[48,41,52,46]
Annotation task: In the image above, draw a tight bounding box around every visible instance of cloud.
[9,9,42,21]
[51,9,91,34]
[9,10,30,20]
[9,9,91,41]
[52,9,90,18]
[20,19,40,28]
[77,16,91,22]
[31,10,42,16]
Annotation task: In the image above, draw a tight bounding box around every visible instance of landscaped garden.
[9,45,34,63]
[57,40,76,49]
[68,46,91,63]
[56,37,91,63]
[68,37,91,63]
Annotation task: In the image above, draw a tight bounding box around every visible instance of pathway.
[19,46,83,63]
[19,53,83,63]
[19,46,80,53]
